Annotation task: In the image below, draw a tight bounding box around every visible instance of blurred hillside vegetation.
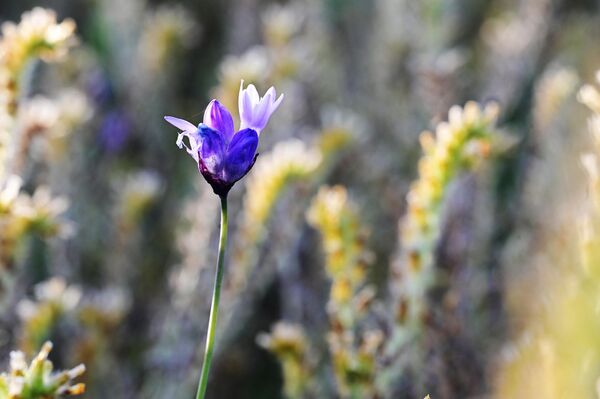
[1,0,600,398]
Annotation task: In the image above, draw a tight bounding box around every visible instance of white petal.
[176,131,199,163]
[270,92,284,114]
[238,80,246,120]
[165,116,197,133]
[253,94,273,131]
[246,84,260,104]
[240,90,255,129]
[264,86,277,101]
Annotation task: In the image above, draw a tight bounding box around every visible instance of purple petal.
[164,116,197,133]
[224,128,259,182]
[203,100,235,143]
[198,124,226,174]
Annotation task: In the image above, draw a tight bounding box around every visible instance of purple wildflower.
[100,110,131,153]
[165,83,283,196]
[85,69,113,105]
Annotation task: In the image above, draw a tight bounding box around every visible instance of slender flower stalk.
[196,195,228,399]
[165,81,283,399]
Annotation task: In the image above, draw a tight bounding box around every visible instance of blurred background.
[1,0,600,398]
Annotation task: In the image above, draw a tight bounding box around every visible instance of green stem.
[196,195,228,399]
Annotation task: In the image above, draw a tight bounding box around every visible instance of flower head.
[0,341,85,398]
[165,83,282,196]
[238,80,284,133]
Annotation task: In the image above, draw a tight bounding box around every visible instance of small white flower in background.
[0,175,22,212]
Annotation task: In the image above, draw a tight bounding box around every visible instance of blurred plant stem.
[196,195,228,399]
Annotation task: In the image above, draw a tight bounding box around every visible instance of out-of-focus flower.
[0,341,85,398]
[52,90,92,136]
[307,186,373,306]
[0,176,27,267]
[0,7,78,190]
[78,287,131,332]
[0,175,22,213]
[0,8,76,117]
[479,1,550,107]
[257,322,307,360]
[214,48,270,112]
[34,277,81,305]
[391,101,499,327]
[138,5,199,74]
[0,8,76,75]
[12,186,71,238]
[17,278,81,353]
[262,4,303,48]
[230,139,322,290]
[579,72,600,145]
[165,84,283,196]
[85,69,113,105]
[99,110,131,153]
[241,139,321,241]
[15,89,90,162]
[580,75,600,209]
[533,67,578,132]
[318,106,365,154]
[306,185,378,397]
[117,170,163,226]
[494,71,600,399]
[0,179,70,268]
[257,322,311,399]
[18,96,59,136]
[580,73,600,114]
